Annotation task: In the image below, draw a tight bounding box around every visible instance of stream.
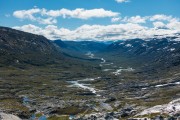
[67,78,101,96]
[142,81,180,90]
[67,52,135,97]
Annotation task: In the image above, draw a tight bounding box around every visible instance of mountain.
[1,26,179,73]
[53,39,68,48]
[53,37,180,73]
[0,27,65,66]
[0,26,103,73]
[54,40,109,53]
[106,37,180,75]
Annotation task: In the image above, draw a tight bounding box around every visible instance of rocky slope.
[106,37,180,76]
[0,26,64,66]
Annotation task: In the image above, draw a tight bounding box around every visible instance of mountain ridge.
[0,26,64,66]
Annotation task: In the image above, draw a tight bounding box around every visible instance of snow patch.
[155,81,180,88]
[112,67,135,75]
[119,42,125,45]
[101,58,106,63]
[103,69,113,72]
[86,52,95,58]
[125,44,133,47]
[169,48,175,51]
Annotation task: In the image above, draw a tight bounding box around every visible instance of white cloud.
[13,24,42,34]
[153,21,166,29]
[13,20,180,41]
[44,8,119,19]
[166,19,180,32]
[115,14,179,25]
[111,17,121,22]
[150,14,172,21]
[122,16,147,23]
[13,8,119,24]
[115,0,130,3]
[13,8,41,20]
[37,17,57,24]
[12,11,180,41]
[13,8,57,25]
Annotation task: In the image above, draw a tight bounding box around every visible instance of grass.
[48,115,69,120]
[0,98,31,118]
[0,54,179,119]
[0,63,103,117]
[135,113,169,119]
[0,99,29,111]
[56,106,87,115]
[36,113,43,117]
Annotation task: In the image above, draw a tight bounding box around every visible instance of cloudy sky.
[0,0,180,41]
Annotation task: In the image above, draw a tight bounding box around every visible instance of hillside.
[0,27,65,66]
[104,37,180,76]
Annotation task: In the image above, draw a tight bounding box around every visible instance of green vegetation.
[48,115,69,120]
[36,113,43,117]
[135,113,169,119]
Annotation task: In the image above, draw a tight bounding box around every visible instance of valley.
[0,27,180,120]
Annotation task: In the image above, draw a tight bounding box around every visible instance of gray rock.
[0,112,21,120]
[153,116,164,120]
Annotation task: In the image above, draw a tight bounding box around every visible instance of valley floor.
[0,52,180,120]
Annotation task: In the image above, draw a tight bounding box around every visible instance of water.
[112,67,135,75]
[142,81,180,90]
[67,78,101,96]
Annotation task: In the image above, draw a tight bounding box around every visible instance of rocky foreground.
[1,99,179,120]
[0,113,21,120]
[71,98,180,120]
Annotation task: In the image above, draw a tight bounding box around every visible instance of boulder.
[0,112,21,120]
